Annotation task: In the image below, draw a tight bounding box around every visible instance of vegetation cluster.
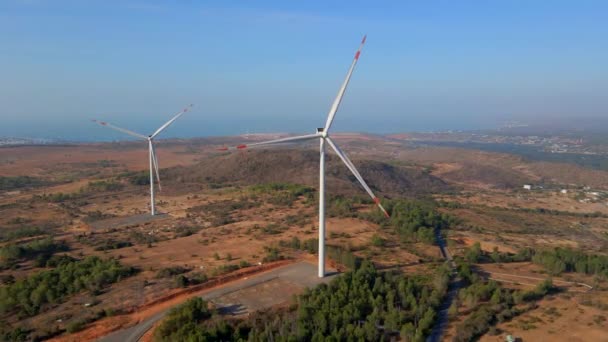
[154,261,450,342]
[0,237,68,269]
[0,256,136,317]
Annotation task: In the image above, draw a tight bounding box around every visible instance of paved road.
[98,262,334,342]
[426,227,461,342]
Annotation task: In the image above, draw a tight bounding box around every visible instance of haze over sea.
[5,115,501,142]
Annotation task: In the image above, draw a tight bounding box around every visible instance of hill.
[163,149,451,197]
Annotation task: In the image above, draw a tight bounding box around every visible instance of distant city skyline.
[1,1,607,141]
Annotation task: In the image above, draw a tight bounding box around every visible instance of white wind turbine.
[92,105,193,216]
[221,36,389,277]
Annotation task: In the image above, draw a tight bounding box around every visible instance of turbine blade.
[150,143,162,191]
[151,104,193,138]
[326,137,389,218]
[218,133,320,151]
[91,119,147,140]
[323,35,367,133]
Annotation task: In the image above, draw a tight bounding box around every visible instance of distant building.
[523,185,532,190]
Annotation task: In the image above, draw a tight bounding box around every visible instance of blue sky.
[1,1,607,140]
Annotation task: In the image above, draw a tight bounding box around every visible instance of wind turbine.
[221,36,389,277]
[92,105,193,216]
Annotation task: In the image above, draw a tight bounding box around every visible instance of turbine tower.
[221,36,389,277]
[92,105,192,215]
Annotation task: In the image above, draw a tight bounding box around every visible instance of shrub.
[0,227,45,242]
[0,237,69,269]
[262,247,283,263]
[465,242,482,263]
[154,298,211,341]
[174,226,200,238]
[83,210,115,223]
[0,176,47,191]
[175,275,189,288]
[156,266,189,278]
[66,319,86,334]
[261,224,286,235]
[87,180,124,192]
[370,234,385,247]
[188,272,208,285]
[93,239,132,251]
[129,172,150,186]
[211,264,240,276]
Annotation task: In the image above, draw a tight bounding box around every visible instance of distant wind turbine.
[221,36,389,277]
[92,105,193,215]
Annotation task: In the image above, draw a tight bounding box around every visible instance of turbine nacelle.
[316,128,327,138]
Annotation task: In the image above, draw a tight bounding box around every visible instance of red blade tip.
[361,35,367,44]
[236,144,248,149]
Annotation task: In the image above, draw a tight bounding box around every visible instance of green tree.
[466,242,482,263]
